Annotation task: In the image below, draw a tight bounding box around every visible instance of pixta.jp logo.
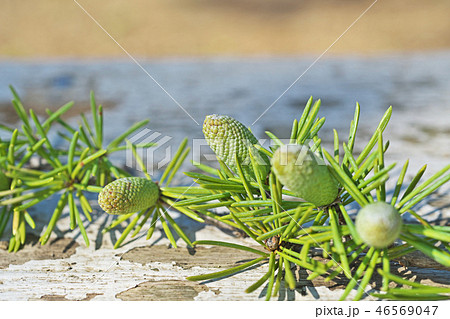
[126,129,173,175]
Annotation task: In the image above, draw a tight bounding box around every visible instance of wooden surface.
[0,209,448,301]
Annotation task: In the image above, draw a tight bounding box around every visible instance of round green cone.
[203,114,270,180]
[271,144,339,207]
[355,201,403,248]
[98,177,159,215]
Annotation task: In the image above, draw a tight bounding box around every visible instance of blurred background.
[2,0,450,57]
[1,0,449,176]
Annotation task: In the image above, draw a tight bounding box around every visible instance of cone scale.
[203,114,270,180]
[98,177,159,215]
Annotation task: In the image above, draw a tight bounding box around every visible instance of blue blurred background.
[1,0,449,176]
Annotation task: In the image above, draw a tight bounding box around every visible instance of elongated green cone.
[356,202,402,248]
[271,144,339,207]
[98,177,159,215]
[203,114,270,180]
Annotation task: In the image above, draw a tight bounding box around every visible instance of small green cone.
[203,114,270,180]
[271,144,339,207]
[98,177,159,215]
[355,201,403,248]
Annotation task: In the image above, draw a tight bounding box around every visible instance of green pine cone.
[203,114,270,180]
[271,144,339,207]
[355,202,403,248]
[98,177,160,215]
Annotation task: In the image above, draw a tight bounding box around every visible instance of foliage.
[1,88,448,301]
[0,86,171,250]
[173,98,450,300]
